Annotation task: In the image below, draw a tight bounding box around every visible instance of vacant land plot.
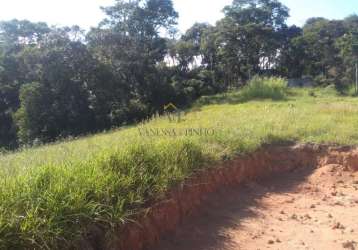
[2,86,358,248]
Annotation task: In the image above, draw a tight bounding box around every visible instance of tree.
[0,81,18,149]
[15,29,98,143]
[15,82,47,143]
[0,20,51,148]
[217,0,289,85]
[89,0,179,114]
[276,25,304,78]
[0,19,50,47]
[295,18,349,86]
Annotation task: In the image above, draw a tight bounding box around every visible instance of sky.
[0,0,356,33]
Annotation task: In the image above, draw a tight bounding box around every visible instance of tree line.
[1,0,358,149]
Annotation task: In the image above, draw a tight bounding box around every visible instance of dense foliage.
[1,0,358,149]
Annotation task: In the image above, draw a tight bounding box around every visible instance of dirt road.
[152,165,358,250]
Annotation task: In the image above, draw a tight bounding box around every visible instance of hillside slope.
[2,86,358,248]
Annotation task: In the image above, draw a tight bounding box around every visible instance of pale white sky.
[0,0,356,33]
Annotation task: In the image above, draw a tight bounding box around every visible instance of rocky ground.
[153,164,358,250]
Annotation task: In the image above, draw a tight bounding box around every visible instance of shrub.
[241,76,288,101]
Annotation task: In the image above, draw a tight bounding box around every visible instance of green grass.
[196,76,288,106]
[2,78,358,249]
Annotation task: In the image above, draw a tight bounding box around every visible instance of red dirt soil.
[153,164,358,250]
[83,144,358,250]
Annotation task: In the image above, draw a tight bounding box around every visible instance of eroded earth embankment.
[82,144,358,250]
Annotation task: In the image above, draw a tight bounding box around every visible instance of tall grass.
[2,82,358,248]
[0,139,204,249]
[240,76,288,100]
[196,76,288,106]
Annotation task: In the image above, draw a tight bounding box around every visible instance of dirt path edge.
[81,143,358,250]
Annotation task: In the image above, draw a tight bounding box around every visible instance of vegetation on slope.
[2,0,358,150]
[2,78,358,248]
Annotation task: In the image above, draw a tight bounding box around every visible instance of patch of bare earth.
[153,164,358,250]
[84,144,358,250]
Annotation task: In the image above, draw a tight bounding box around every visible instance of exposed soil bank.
[83,143,358,250]
[153,157,358,250]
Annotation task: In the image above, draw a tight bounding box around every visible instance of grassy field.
[2,78,358,249]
